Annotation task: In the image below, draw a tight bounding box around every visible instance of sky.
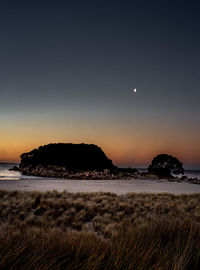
[0,0,200,169]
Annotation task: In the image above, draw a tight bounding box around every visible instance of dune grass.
[1,190,200,269]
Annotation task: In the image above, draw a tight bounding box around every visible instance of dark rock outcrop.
[17,143,142,179]
[19,143,117,177]
[9,165,19,171]
[181,176,188,181]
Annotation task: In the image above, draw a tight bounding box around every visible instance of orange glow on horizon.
[1,137,199,169]
[0,115,199,168]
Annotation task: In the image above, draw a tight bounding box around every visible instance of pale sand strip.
[0,178,200,194]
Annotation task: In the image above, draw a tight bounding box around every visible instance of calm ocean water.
[0,163,40,180]
[0,163,200,180]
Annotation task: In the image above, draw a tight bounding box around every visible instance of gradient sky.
[0,0,200,169]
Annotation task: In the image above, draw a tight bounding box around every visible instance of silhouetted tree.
[148,154,184,178]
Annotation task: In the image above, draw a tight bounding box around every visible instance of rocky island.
[11,143,200,183]
[16,143,137,179]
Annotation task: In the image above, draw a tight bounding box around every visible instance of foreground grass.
[0,219,200,270]
[1,190,200,269]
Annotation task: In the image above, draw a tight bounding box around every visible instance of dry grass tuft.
[0,219,200,270]
[1,190,200,269]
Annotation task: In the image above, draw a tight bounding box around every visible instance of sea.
[0,163,40,180]
[0,163,200,180]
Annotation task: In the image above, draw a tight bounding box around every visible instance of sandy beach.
[0,178,200,194]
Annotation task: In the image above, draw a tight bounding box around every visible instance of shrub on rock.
[148,154,184,178]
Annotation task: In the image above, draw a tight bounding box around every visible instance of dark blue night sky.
[0,0,200,168]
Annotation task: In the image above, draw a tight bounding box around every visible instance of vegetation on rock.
[19,143,116,172]
[148,154,184,178]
